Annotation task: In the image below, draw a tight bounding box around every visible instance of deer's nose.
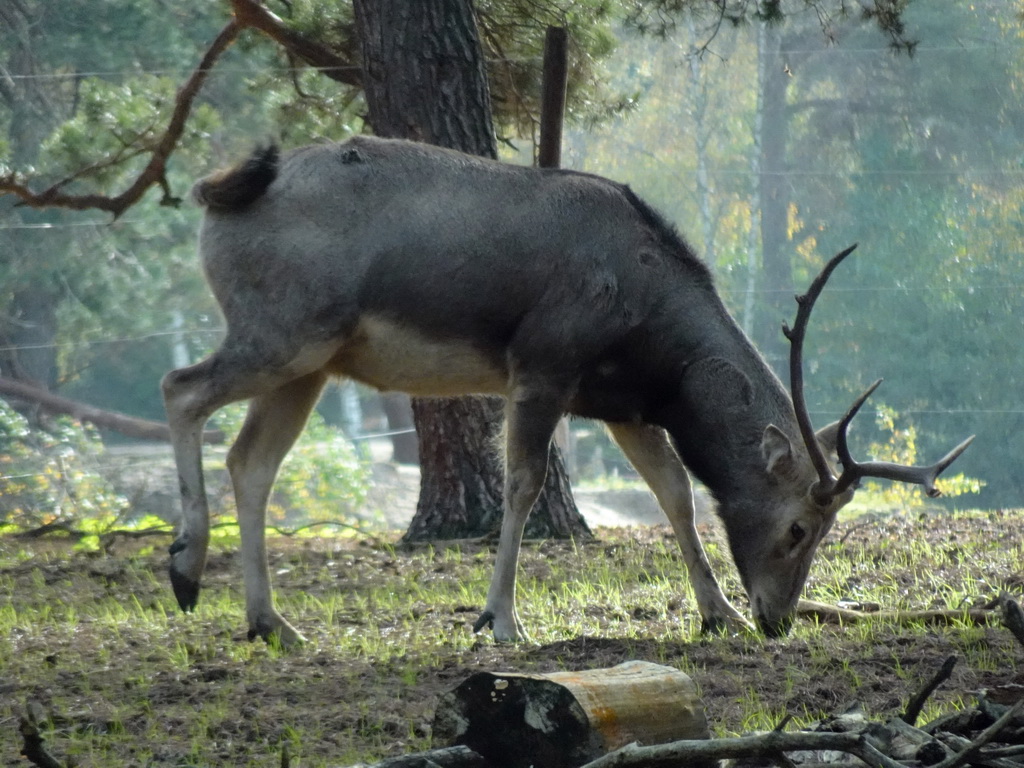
[754,597,795,637]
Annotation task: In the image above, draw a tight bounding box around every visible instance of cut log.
[432,660,708,768]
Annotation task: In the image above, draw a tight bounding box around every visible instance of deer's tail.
[192,144,279,211]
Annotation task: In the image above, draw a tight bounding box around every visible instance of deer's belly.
[327,315,508,396]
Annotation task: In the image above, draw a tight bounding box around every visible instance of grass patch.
[2,509,1022,766]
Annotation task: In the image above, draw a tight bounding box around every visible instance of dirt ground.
[3,489,1023,767]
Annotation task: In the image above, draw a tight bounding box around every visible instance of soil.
[2,487,1022,768]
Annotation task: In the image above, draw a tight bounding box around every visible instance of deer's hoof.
[472,610,495,633]
[699,615,729,635]
[247,614,306,648]
[169,565,200,613]
[755,614,793,639]
[700,613,756,636]
[473,608,529,643]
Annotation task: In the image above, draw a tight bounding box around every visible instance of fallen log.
[0,375,223,444]
[432,660,709,768]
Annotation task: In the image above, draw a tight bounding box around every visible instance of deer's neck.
[657,320,797,503]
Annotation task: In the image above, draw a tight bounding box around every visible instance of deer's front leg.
[474,381,565,642]
[608,422,754,635]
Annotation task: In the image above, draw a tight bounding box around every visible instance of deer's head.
[727,245,973,637]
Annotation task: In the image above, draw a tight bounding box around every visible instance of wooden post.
[538,26,568,170]
[432,660,709,768]
[537,26,574,472]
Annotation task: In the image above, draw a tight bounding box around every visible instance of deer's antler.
[782,244,975,506]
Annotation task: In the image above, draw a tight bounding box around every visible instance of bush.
[210,404,375,531]
[0,399,126,534]
[862,404,984,509]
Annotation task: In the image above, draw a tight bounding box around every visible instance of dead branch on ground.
[0,375,223,444]
[19,702,65,768]
[798,598,998,628]
[903,654,959,726]
[1002,594,1024,650]
[580,698,1024,768]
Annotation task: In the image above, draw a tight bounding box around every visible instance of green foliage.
[211,405,373,530]
[269,413,372,526]
[574,4,1023,508]
[0,400,125,533]
[4,0,1023,512]
[41,76,221,186]
[861,404,983,510]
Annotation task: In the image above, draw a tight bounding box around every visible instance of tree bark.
[352,0,588,541]
[0,286,59,392]
[380,393,419,465]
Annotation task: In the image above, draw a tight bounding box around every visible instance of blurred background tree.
[1,0,1016,517]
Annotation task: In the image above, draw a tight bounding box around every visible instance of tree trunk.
[380,393,419,465]
[753,21,793,374]
[0,285,59,391]
[743,16,767,337]
[352,0,588,541]
[1,9,64,399]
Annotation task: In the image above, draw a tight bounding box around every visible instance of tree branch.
[1000,593,1024,651]
[0,20,241,217]
[227,0,361,86]
[1,0,365,218]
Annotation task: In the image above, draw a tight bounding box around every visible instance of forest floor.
[2,487,1022,768]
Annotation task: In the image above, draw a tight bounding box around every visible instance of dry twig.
[798,599,997,628]
[1000,594,1024,651]
[903,654,959,726]
[19,702,64,768]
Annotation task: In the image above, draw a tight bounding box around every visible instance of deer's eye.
[790,522,806,543]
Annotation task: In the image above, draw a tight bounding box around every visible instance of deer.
[162,135,973,646]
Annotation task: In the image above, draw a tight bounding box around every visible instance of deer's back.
[196,136,722,410]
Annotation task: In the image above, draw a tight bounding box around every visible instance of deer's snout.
[753,596,795,638]
[756,613,794,638]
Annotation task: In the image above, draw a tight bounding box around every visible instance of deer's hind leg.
[162,334,338,626]
[162,353,255,616]
[474,376,569,642]
[227,371,328,645]
[607,422,754,635]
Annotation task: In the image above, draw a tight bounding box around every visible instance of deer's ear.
[815,421,841,457]
[761,424,794,477]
